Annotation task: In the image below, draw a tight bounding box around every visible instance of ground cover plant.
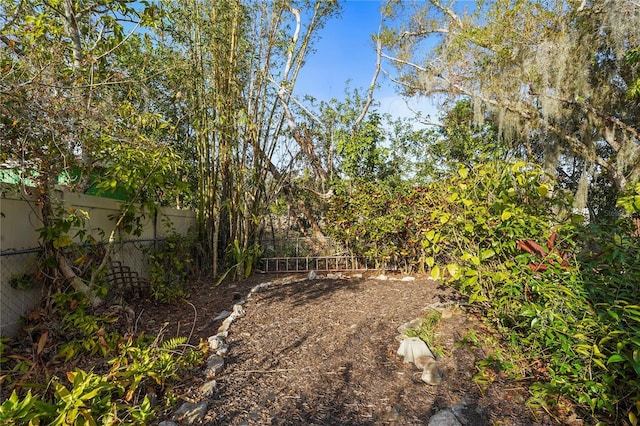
[0,289,205,425]
[328,160,640,424]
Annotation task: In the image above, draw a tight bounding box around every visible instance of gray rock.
[414,354,433,370]
[397,337,435,363]
[208,335,225,350]
[249,282,272,295]
[212,310,231,322]
[421,361,443,385]
[401,276,416,281]
[397,337,442,385]
[450,401,469,424]
[217,315,235,334]
[216,343,230,356]
[204,355,225,378]
[158,421,178,426]
[428,409,462,426]
[375,274,389,281]
[308,270,318,280]
[351,273,363,278]
[199,380,217,397]
[172,401,208,425]
[232,304,245,316]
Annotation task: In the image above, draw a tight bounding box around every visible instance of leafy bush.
[328,160,640,422]
[1,329,203,425]
[215,239,263,285]
[1,289,205,425]
[53,292,121,360]
[147,226,195,302]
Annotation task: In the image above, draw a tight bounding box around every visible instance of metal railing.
[256,238,374,273]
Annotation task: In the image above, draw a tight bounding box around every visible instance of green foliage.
[37,206,93,252]
[403,310,443,356]
[50,369,120,426]
[473,349,520,388]
[627,47,640,100]
[328,160,564,274]
[9,272,38,290]
[433,99,503,170]
[335,111,391,181]
[109,335,196,398]
[216,239,263,286]
[1,308,203,425]
[147,227,195,303]
[0,389,54,425]
[381,0,640,192]
[53,292,121,361]
[328,158,640,421]
[617,182,640,215]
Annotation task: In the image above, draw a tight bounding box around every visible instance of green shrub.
[328,160,640,422]
[0,334,203,425]
[147,226,195,303]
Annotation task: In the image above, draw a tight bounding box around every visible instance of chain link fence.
[0,239,163,338]
[0,248,45,338]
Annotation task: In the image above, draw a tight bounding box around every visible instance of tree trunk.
[56,250,103,306]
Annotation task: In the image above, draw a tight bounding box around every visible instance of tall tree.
[0,0,178,302]
[381,0,640,201]
[166,0,341,273]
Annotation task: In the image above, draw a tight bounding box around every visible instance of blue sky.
[296,1,385,101]
[295,0,439,123]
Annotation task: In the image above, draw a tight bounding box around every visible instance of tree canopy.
[380,0,640,198]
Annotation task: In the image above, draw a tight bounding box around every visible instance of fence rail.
[259,255,372,273]
[255,238,380,273]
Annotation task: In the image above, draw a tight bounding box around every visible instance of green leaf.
[593,358,607,370]
[501,210,512,221]
[458,167,469,178]
[430,265,441,280]
[511,161,526,172]
[537,184,550,197]
[607,354,626,364]
[446,263,461,279]
[446,192,459,203]
[480,248,495,261]
[53,234,73,249]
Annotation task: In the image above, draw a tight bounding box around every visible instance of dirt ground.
[135,272,583,426]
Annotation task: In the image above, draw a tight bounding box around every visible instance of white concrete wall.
[0,189,196,338]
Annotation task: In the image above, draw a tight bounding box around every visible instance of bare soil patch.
[136,273,575,425]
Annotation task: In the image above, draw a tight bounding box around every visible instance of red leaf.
[517,240,547,257]
[527,263,548,272]
[547,232,557,250]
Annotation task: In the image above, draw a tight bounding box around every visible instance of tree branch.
[351,34,382,135]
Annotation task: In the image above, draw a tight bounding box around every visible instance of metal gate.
[257,238,371,273]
